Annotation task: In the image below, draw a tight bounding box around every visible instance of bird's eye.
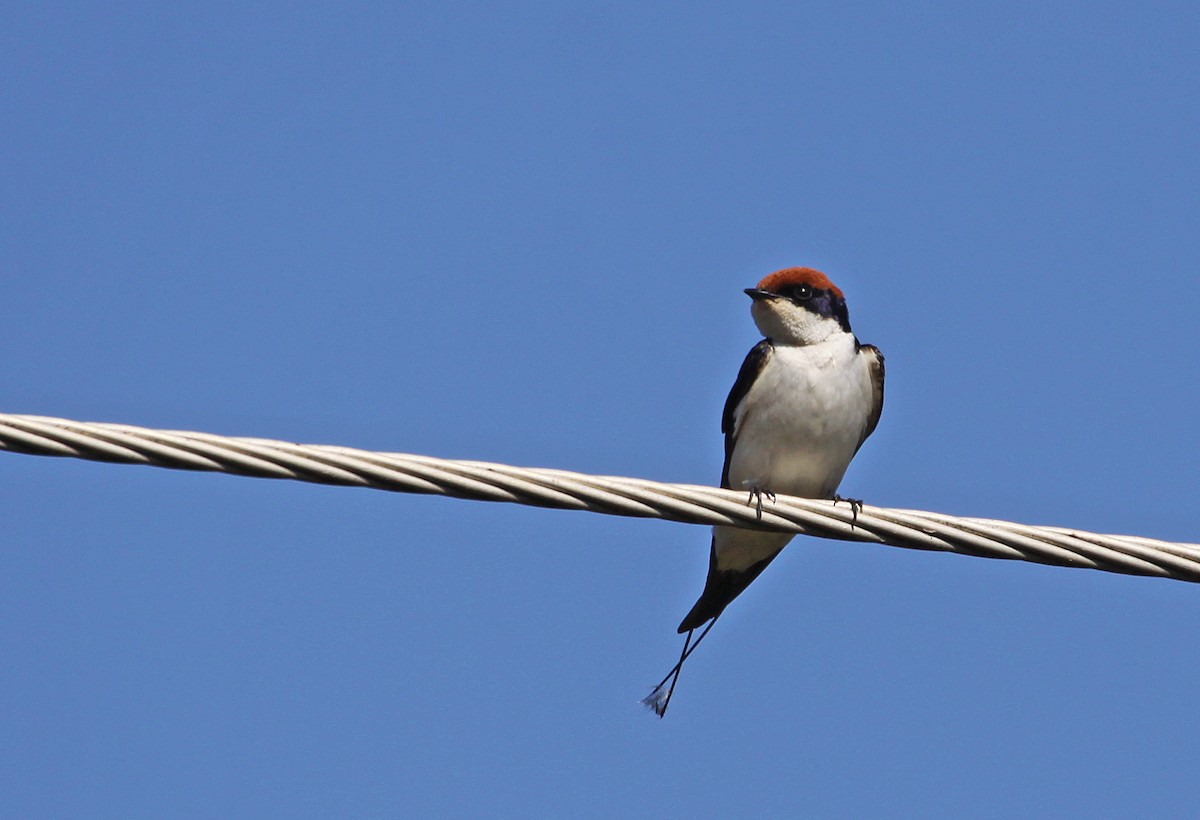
[790,284,813,301]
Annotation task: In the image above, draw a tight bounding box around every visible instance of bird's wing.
[720,339,774,489]
[677,340,784,633]
[854,342,885,453]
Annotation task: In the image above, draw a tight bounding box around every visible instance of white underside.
[715,334,876,572]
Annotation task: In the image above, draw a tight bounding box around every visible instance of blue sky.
[3,2,1198,817]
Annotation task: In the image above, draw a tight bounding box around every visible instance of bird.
[643,267,884,717]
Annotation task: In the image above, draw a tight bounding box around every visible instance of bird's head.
[745,267,852,345]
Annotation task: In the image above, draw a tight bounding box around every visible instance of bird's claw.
[833,494,863,525]
[747,486,776,520]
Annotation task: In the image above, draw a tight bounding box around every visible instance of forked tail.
[640,616,720,717]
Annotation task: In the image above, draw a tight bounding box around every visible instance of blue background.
[3,3,1198,817]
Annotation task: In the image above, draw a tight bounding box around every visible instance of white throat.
[751,299,844,346]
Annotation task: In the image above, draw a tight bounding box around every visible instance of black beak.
[744,288,778,301]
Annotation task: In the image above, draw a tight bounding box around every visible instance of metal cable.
[2,413,1197,582]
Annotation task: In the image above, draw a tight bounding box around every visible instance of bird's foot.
[832,494,863,525]
[746,486,776,520]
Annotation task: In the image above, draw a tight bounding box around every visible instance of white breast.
[726,336,874,499]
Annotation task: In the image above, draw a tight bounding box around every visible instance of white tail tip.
[640,685,670,717]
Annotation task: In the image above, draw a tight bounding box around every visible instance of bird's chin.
[749,301,783,337]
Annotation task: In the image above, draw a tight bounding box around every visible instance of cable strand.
[1,413,1195,583]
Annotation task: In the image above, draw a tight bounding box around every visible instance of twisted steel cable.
[2,413,1198,582]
